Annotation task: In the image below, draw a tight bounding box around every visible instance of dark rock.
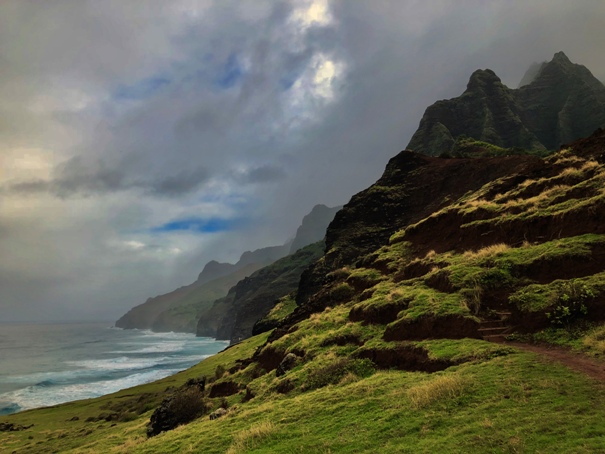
[275,353,299,377]
[0,422,33,432]
[353,344,457,372]
[209,408,227,420]
[184,377,206,392]
[208,381,240,398]
[147,387,207,437]
[383,315,480,341]
[407,52,605,156]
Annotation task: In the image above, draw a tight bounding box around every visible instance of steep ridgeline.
[115,204,338,334]
[115,245,288,333]
[407,52,605,156]
[196,241,324,343]
[289,204,341,254]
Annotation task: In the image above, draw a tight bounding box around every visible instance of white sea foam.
[0,322,227,415]
[110,340,188,354]
[1,369,180,411]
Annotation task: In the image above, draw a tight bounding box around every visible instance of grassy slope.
[3,315,605,453]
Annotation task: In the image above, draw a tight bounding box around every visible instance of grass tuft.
[407,374,470,409]
[226,421,277,454]
[463,243,509,259]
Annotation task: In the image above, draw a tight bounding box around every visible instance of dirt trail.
[508,342,605,381]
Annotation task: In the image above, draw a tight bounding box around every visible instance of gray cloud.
[1,0,604,322]
[6,157,209,198]
[234,165,287,184]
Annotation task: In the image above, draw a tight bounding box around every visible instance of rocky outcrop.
[407,52,605,156]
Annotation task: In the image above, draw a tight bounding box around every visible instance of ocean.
[0,322,229,416]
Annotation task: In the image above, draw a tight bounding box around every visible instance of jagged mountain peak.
[552,50,572,64]
[408,52,605,156]
[465,68,502,92]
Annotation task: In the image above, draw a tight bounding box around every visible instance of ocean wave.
[4,354,209,387]
[109,340,188,354]
[0,369,181,413]
[67,354,208,372]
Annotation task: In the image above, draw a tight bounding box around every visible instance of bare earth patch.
[509,342,605,381]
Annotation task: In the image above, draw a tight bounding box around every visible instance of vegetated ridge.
[197,241,325,343]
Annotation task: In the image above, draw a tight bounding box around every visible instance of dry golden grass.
[425,249,436,259]
[226,421,277,454]
[386,288,405,302]
[407,374,470,409]
[552,150,582,165]
[112,435,146,453]
[523,185,571,207]
[581,160,600,171]
[558,166,584,179]
[463,243,509,259]
[464,198,499,210]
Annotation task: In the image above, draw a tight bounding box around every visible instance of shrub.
[306,358,375,391]
[147,387,208,437]
[330,283,355,302]
[546,281,592,329]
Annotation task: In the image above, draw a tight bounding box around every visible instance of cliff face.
[289,205,341,254]
[199,242,324,342]
[291,150,543,321]
[263,127,605,347]
[407,52,605,156]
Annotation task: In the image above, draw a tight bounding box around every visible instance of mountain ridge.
[407,52,605,156]
[115,204,338,333]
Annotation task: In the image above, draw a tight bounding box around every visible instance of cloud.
[6,157,209,198]
[232,164,287,184]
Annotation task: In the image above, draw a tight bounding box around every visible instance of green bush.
[330,283,355,302]
[306,358,375,391]
[547,281,592,329]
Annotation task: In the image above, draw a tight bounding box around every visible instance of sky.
[1,0,604,322]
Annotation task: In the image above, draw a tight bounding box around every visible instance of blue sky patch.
[214,54,243,89]
[114,75,170,100]
[151,217,241,234]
